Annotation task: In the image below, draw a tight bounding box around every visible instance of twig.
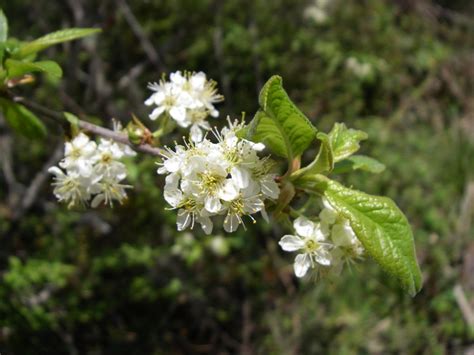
[0,114,24,210]
[453,284,474,328]
[116,0,165,70]
[9,94,164,156]
[11,142,64,220]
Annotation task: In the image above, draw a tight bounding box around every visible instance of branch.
[11,142,63,220]
[117,0,165,70]
[8,94,164,156]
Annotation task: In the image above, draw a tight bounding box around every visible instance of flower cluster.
[279,199,364,278]
[158,119,280,235]
[145,71,223,142]
[304,0,331,24]
[345,57,372,79]
[48,131,136,208]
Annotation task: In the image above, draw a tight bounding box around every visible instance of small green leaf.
[248,75,317,159]
[5,59,62,79]
[328,123,368,162]
[17,27,101,58]
[0,98,47,139]
[63,112,79,126]
[291,132,334,180]
[333,155,386,174]
[304,175,422,296]
[0,9,7,42]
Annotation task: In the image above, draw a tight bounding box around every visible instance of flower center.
[230,197,245,215]
[70,148,82,159]
[304,239,320,253]
[199,173,224,194]
[101,153,112,164]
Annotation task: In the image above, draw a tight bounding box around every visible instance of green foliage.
[5,59,62,78]
[333,155,386,174]
[328,122,368,162]
[16,27,101,58]
[0,98,46,139]
[249,75,317,159]
[296,132,334,176]
[0,8,7,42]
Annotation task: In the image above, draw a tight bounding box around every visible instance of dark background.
[0,0,473,353]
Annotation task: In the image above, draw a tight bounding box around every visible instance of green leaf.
[291,132,334,180]
[333,155,386,174]
[0,98,47,139]
[328,123,368,162]
[248,75,317,159]
[305,176,422,296]
[0,9,7,42]
[246,110,287,157]
[5,59,62,79]
[17,27,101,58]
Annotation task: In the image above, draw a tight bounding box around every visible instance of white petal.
[91,194,104,208]
[205,196,221,214]
[250,142,265,151]
[331,223,354,246]
[231,166,250,189]
[279,235,305,252]
[313,226,327,242]
[149,106,165,120]
[190,72,206,89]
[73,133,90,148]
[176,209,191,231]
[197,216,213,235]
[144,94,155,106]
[223,213,240,233]
[163,157,181,173]
[190,124,203,143]
[293,216,316,238]
[294,254,311,278]
[218,180,239,201]
[319,207,337,225]
[164,189,183,207]
[260,178,280,199]
[314,250,331,266]
[169,106,186,122]
[48,166,65,177]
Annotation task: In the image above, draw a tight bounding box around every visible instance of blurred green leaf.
[17,27,101,58]
[0,9,7,42]
[333,155,386,174]
[5,59,62,79]
[0,98,47,139]
[248,75,317,159]
[328,123,368,162]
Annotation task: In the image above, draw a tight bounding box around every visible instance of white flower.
[158,120,280,233]
[279,216,332,277]
[59,133,97,177]
[93,138,127,180]
[145,71,223,142]
[145,81,191,122]
[223,184,264,233]
[48,166,95,208]
[90,177,132,208]
[50,132,134,209]
[319,199,365,273]
[345,57,372,79]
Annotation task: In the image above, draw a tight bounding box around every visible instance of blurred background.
[0,0,474,353]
